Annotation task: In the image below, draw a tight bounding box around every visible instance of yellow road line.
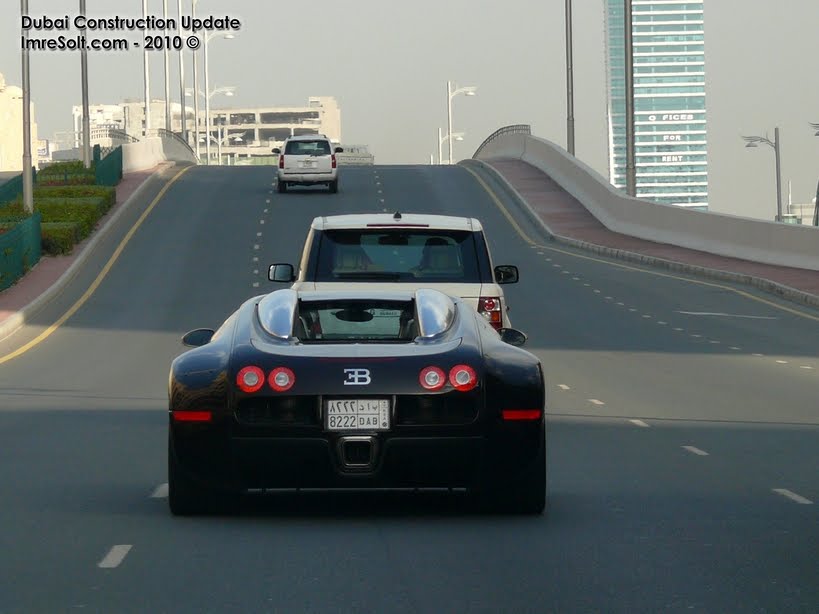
[0,165,192,365]
[463,164,819,323]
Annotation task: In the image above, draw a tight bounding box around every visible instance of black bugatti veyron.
[168,288,546,514]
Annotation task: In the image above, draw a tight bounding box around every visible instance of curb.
[0,163,183,342]
[462,158,819,310]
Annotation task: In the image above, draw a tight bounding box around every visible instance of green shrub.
[34,185,115,211]
[41,222,82,255]
[0,197,105,238]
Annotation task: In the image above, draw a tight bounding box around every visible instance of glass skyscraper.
[604,1,709,210]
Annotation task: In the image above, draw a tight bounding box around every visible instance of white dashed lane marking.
[753,353,764,357]
[558,384,570,390]
[150,483,168,498]
[772,489,813,505]
[730,347,741,351]
[98,545,132,569]
[252,257,259,262]
[682,446,709,456]
[800,365,814,370]
[588,399,605,406]
[629,419,650,428]
[775,360,788,364]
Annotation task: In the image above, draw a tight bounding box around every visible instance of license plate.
[325,399,390,431]
[299,160,315,168]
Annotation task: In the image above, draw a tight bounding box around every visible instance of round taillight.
[419,366,446,391]
[482,298,497,311]
[236,366,265,393]
[449,365,478,392]
[269,367,295,392]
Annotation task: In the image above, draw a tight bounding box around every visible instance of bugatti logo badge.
[343,368,371,385]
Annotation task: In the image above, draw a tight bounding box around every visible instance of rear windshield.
[284,140,331,155]
[315,229,482,283]
[295,299,416,343]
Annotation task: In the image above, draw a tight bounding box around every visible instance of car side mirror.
[494,264,519,284]
[334,147,344,153]
[268,263,295,283]
[499,328,527,346]
[182,328,215,347]
[272,147,281,154]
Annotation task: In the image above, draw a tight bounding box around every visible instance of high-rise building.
[604,1,709,210]
[0,72,39,172]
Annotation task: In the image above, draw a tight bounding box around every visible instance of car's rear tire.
[479,439,546,515]
[277,181,287,193]
[168,434,210,516]
[328,179,338,194]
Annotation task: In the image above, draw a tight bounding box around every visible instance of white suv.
[272,134,343,193]
[268,212,519,330]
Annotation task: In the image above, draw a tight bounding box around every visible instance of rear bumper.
[277,170,336,184]
[171,423,544,493]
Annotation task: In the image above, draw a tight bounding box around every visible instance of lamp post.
[438,128,464,165]
[79,0,91,168]
[191,0,200,158]
[142,0,151,137]
[565,0,575,155]
[446,81,476,165]
[20,0,33,214]
[163,0,171,131]
[203,31,235,164]
[187,86,235,164]
[624,0,636,196]
[176,0,187,142]
[742,128,783,222]
[809,122,819,226]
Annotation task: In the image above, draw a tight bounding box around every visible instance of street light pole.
[177,0,187,142]
[437,127,442,165]
[565,0,575,155]
[624,0,637,196]
[142,0,151,137]
[446,81,453,165]
[192,0,200,159]
[204,31,210,164]
[742,129,783,222]
[79,0,91,168]
[163,0,171,131]
[20,0,33,214]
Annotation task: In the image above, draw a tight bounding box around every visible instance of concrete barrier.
[121,135,198,173]
[476,133,819,271]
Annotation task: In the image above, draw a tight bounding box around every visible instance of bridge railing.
[472,125,531,159]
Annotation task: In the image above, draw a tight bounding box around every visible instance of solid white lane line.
[98,545,132,569]
[588,399,605,405]
[629,419,650,428]
[682,445,709,456]
[772,489,813,505]
[675,311,778,320]
[558,384,570,390]
[150,483,169,498]
[776,360,788,364]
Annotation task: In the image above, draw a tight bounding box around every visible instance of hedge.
[41,222,83,255]
[33,186,115,210]
[0,197,107,237]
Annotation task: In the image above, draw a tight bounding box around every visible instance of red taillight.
[269,367,296,392]
[478,297,502,330]
[502,409,542,421]
[278,154,284,168]
[419,366,446,391]
[331,154,337,169]
[236,366,265,393]
[172,410,213,422]
[448,364,478,392]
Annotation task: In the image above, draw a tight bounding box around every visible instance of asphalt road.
[0,163,816,613]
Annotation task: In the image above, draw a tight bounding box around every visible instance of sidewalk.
[483,158,819,303]
[0,164,169,332]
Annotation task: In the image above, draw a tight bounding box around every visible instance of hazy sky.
[2,0,818,221]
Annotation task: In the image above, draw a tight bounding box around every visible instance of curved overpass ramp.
[0,163,816,612]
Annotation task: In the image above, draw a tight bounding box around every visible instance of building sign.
[663,135,682,141]
[648,114,695,122]
[661,155,684,162]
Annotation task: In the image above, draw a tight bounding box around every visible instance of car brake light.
[448,364,478,392]
[269,367,296,392]
[419,366,446,391]
[502,409,542,421]
[236,366,265,393]
[478,297,502,330]
[172,410,213,422]
[331,154,337,169]
[278,154,284,169]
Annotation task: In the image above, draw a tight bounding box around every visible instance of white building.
[0,72,39,172]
